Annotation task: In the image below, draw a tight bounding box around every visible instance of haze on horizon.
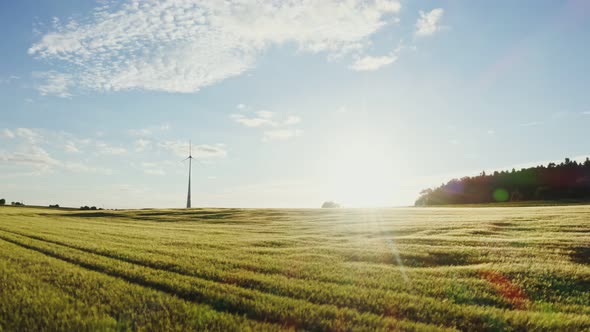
[1,1,589,209]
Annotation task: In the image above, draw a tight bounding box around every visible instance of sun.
[315,136,399,207]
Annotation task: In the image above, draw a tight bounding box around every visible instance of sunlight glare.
[318,135,401,207]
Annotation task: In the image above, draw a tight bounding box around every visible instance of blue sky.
[1,0,589,208]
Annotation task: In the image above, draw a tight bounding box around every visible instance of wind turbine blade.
[193,158,206,166]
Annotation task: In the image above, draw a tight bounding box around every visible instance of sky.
[1,0,589,209]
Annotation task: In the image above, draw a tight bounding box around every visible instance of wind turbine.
[183,141,193,208]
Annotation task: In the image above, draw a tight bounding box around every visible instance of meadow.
[0,205,588,331]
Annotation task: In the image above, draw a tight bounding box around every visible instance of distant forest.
[415,158,590,206]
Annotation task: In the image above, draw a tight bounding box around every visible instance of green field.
[0,205,588,331]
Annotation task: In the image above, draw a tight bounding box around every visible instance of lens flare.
[493,188,509,202]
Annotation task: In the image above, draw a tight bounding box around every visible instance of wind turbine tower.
[185,141,193,208]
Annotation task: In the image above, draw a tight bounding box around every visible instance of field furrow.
[1,206,589,331]
[0,229,445,331]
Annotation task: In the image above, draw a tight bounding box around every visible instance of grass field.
[0,205,589,331]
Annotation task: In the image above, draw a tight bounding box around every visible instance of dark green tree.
[416,158,590,206]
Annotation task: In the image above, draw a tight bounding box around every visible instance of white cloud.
[158,140,227,159]
[194,144,227,159]
[1,129,15,139]
[349,40,404,72]
[13,128,43,144]
[520,121,541,127]
[128,128,152,137]
[415,8,444,37]
[134,139,152,152]
[0,146,60,174]
[232,111,303,128]
[582,111,590,115]
[0,75,20,84]
[144,169,166,176]
[128,124,170,137]
[256,111,274,119]
[230,114,276,128]
[4,128,94,154]
[63,162,112,175]
[0,128,114,176]
[263,129,303,141]
[141,162,166,176]
[96,142,127,155]
[284,116,302,125]
[64,141,81,153]
[237,103,246,110]
[375,0,402,12]
[232,109,303,141]
[29,0,402,96]
[0,145,110,175]
[350,54,397,71]
[487,129,495,135]
[34,71,73,98]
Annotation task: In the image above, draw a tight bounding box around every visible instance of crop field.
[0,205,589,331]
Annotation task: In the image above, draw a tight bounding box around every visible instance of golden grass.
[0,205,588,331]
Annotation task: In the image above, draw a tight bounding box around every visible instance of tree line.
[0,199,24,206]
[415,158,590,206]
[0,199,101,210]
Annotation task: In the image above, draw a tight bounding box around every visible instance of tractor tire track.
[0,231,433,332]
[0,227,509,325]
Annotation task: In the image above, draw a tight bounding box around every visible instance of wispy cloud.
[96,142,127,155]
[63,141,81,153]
[415,8,445,37]
[158,141,227,159]
[0,127,117,176]
[520,121,541,127]
[284,116,302,125]
[34,71,73,98]
[141,162,166,176]
[62,162,112,175]
[2,127,91,154]
[0,75,21,84]
[0,146,60,174]
[263,129,303,141]
[1,128,44,144]
[144,168,166,176]
[0,145,111,175]
[350,54,397,71]
[128,124,170,137]
[230,112,277,128]
[231,107,303,141]
[349,39,405,72]
[1,129,15,139]
[134,139,152,152]
[29,0,402,96]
